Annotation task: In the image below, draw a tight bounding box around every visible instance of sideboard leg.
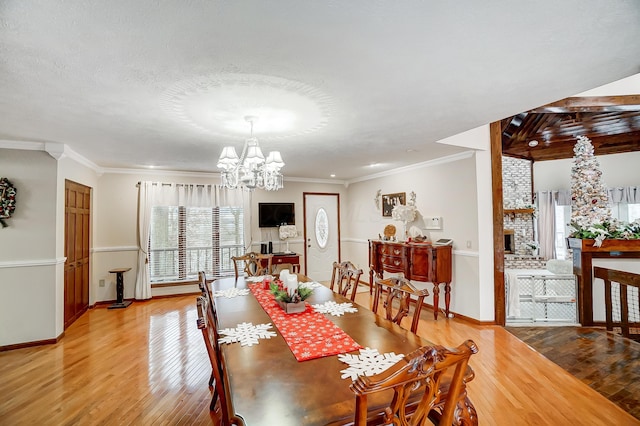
[432,283,440,320]
[444,282,451,318]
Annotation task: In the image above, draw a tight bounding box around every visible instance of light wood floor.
[1,293,638,425]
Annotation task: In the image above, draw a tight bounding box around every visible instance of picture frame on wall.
[382,192,405,217]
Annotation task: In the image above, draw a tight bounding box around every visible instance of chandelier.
[216,116,285,191]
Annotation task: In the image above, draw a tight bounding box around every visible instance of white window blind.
[149,205,244,282]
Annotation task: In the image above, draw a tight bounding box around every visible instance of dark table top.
[212,275,430,425]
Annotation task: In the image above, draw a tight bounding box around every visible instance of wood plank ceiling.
[501,95,640,161]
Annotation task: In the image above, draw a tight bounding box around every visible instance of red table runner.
[249,283,362,361]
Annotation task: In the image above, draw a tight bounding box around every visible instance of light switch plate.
[425,217,443,230]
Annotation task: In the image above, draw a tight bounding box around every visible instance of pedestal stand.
[108,267,132,309]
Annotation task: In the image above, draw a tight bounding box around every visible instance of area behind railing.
[594,266,640,341]
[149,245,245,282]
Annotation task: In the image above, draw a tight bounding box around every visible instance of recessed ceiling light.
[528,140,539,147]
[330,174,336,178]
[368,162,379,167]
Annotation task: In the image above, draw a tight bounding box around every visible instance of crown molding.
[346,150,475,184]
[0,140,101,173]
[104,167,219,178]
[0,140,46,151]
[1,140,471,186]
[103,167,347,185]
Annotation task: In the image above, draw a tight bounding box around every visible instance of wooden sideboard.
[369,240,453,319]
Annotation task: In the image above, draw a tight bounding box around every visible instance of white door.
[304,193,340,281]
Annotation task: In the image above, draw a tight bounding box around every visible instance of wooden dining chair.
[329,261,364,301]
[196,296,244,426]
[350,340,479,426]
[231,252,272,278]
[372,275,429,334]
[198,271,219,387]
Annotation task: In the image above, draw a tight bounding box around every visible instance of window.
[149,206,244,282]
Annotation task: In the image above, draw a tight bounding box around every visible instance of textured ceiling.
[1,1,640,181]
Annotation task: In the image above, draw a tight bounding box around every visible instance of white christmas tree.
[569,136,612,244]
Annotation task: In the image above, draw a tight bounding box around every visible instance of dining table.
[210,274,475,425]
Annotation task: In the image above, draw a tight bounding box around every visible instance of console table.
[369,240,452,319]
[265,252,300,273]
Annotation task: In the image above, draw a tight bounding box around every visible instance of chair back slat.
[330,261,364,301]
[372,276,429,334]
[231,252,273,278]
[351,340,478,426]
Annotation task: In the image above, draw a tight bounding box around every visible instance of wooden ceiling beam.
[529,95,640,113]
[508,131,640,161]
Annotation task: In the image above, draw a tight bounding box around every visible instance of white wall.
[343,152,483,319]
[0,149,58,346]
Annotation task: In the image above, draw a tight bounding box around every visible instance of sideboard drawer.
[273,255,299,265]
[378,244,406,257]
[380,255,405,272]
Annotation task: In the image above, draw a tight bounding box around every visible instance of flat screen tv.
[258,202,295,228]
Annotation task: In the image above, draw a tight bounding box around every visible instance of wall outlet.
[99,279,105,287]
[425,217,443,230]
[466,240,472,249]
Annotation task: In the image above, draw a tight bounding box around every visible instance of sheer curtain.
[134,182,247,300]
[536,191,557,260]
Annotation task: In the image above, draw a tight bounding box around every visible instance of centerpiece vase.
[277,300,306,314]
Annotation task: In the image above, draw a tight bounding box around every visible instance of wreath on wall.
[0,177,17,228]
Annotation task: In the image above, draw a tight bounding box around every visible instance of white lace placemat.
[312,301,358,317]
[213,287,250,298]
[338,348,404,381]
[218,322,277,347]
[299,281,323,289]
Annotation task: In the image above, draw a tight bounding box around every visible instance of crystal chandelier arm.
[217,115,284,191]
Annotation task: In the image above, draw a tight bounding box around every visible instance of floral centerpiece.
[269,270,313,313]
[569,218,640,247]
[269,281,313,304]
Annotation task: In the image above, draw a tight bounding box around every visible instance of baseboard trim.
[0,331,65,352]
[416,300,497,325]
[151,292,202,299]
